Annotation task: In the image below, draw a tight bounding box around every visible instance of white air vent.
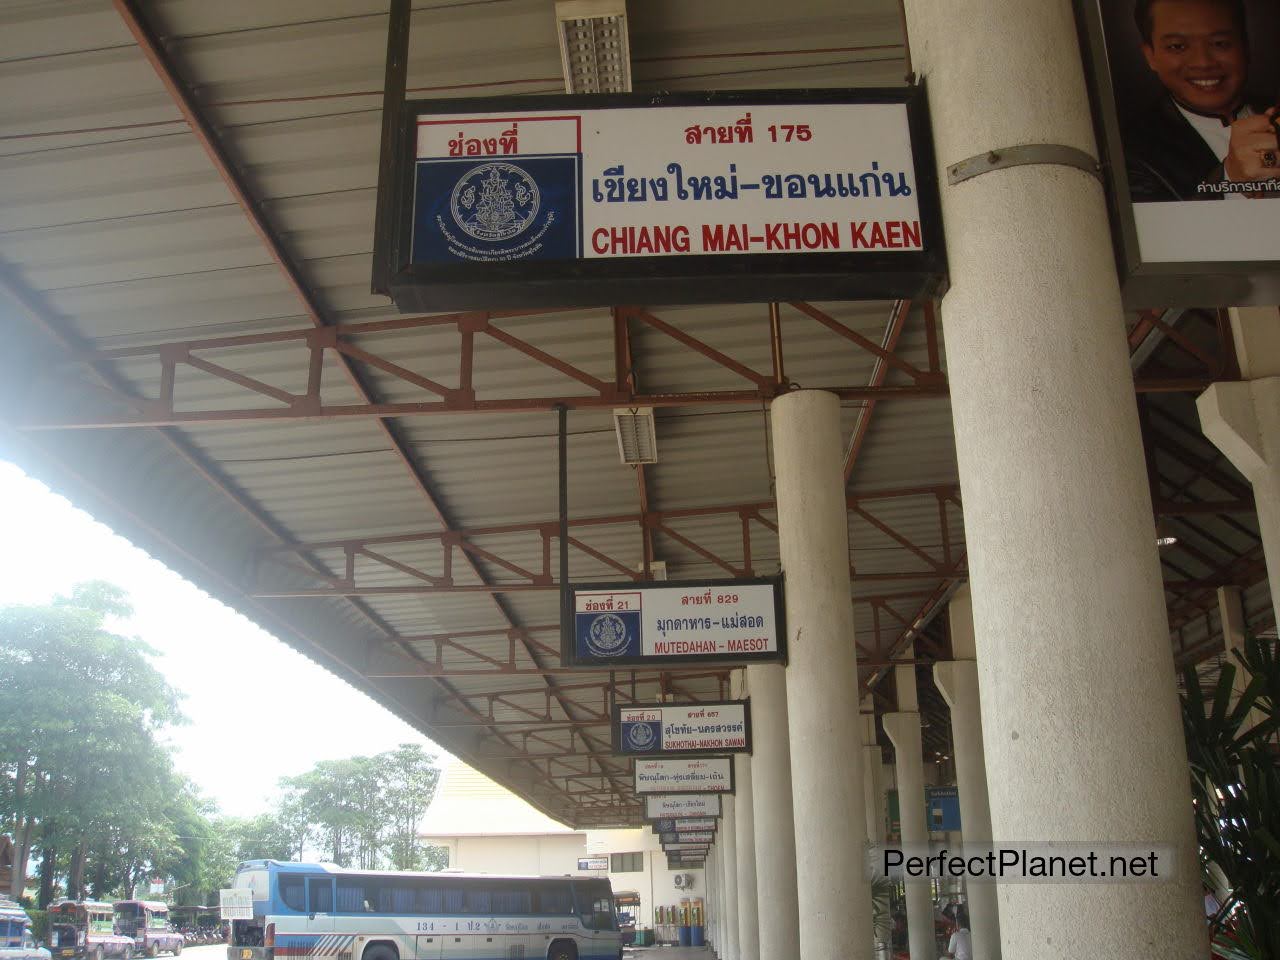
[636,560,668,581]
[555,0,632,94]
[613,407,658,464]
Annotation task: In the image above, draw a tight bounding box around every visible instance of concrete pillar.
[934,586,1000,960]
[861,697,884,843]
[734,755,759,960]
[746,664,802,960]
[722,796,739,960]
[898,0,1207,955]
[883,655,933,960]
[708,842,720,953]
[772,389,873,959]
[1198,307,1280,622]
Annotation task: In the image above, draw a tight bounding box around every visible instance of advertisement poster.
[614,700,751,757]
[1078,0,1280,301]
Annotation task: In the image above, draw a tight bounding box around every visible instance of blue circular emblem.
[586,612,629,658]
[626,722,657,751]
[450,162,540,243]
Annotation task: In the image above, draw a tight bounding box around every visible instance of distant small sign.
[577,856,609,871]
[651,817,718,834]
[219,888,252,921]
[660,831,714,845]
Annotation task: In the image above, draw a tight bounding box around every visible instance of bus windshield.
[574,879,618,932]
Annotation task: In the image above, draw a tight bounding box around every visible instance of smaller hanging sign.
[614,700,751,757]
[645,793,723,820]
[660,831,715,845]
[668,857,706,869]
[651,817,718,833]
[663,842,711,853]
[635,757,734,794]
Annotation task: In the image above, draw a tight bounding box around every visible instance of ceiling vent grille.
[613,407,658,464]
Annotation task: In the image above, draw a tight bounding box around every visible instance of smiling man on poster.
[1123,0,1279,200]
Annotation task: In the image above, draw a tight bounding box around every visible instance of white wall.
[588,829,706,932]
[447,833,587,875]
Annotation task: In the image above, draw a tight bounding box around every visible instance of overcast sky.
[0,460,450,818]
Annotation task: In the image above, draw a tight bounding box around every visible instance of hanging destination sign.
[562,577,784,669]
[645,794,723,820]
[614,699,751,756]
[651,818,718,834]
[635,757,734,794]
[668,858,706,869]
[375,89,947,310]
[663,842,711,853]
[660,831,715,845]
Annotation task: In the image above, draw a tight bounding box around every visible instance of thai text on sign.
[566,578,783,667]
[645,793,723,819]
[616,700,750,756]
[634,757,733,794]
[652,817,718,833]
[411,104,922,265]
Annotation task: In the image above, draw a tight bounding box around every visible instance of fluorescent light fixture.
[556,0,632,94]
[1155,519,1178,548]
[613,407,658,464]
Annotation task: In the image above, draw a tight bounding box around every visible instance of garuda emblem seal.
[626,723,657,751]
[586,612,629,658]
[450,162,539,243]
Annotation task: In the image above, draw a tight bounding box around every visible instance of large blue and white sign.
[645,794,723,820]
[635,757,734,795]
[927,786,962,832]
[614,700,751,757]
[378,90,947,311]
[564,577,784,668]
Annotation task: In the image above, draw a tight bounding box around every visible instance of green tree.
[0,582,182,901]
[378,745,441,870]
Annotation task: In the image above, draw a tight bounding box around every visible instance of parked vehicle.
[0,896,51,960]
[111,904,181,958]
[168,909,221,947]
[45,902,133,960]
[222,859,623,960]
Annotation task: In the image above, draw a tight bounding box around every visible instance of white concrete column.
[708,842,720,953]
[883,655,933,960]
[1198,308,1280,620]
[771,389,873,959]
[861,697,884,843]
[934,586,1000,960]
[722,796,739,960]
[898,0,1207,955]
[734,755,759,960]
[745,663,802,960]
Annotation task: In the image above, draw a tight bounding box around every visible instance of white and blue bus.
[222,861,620,960]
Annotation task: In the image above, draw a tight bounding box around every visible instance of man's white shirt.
[947,928,973,960]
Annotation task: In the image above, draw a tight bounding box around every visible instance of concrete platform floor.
[623,949,712,958]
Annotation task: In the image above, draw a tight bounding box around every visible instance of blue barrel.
[678,925,693,946]
[690,926,705,947]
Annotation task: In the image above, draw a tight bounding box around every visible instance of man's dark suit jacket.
[1122,94,1274,202]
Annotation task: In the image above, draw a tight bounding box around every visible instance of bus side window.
[281,878,305,912]
[307,878,334,914]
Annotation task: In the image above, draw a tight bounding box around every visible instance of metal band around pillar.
[946,143,1102,185]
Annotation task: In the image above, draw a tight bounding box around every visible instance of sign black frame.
[376,87,948,311]
[562,575,786,669]
[612,698,753,758]
[1073,0,1280,307]
[634,755,736,796]
[643,793,724,822]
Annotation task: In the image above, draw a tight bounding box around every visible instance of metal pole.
[372,0,411,295]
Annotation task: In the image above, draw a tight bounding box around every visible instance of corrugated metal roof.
[1,1,1267,827]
